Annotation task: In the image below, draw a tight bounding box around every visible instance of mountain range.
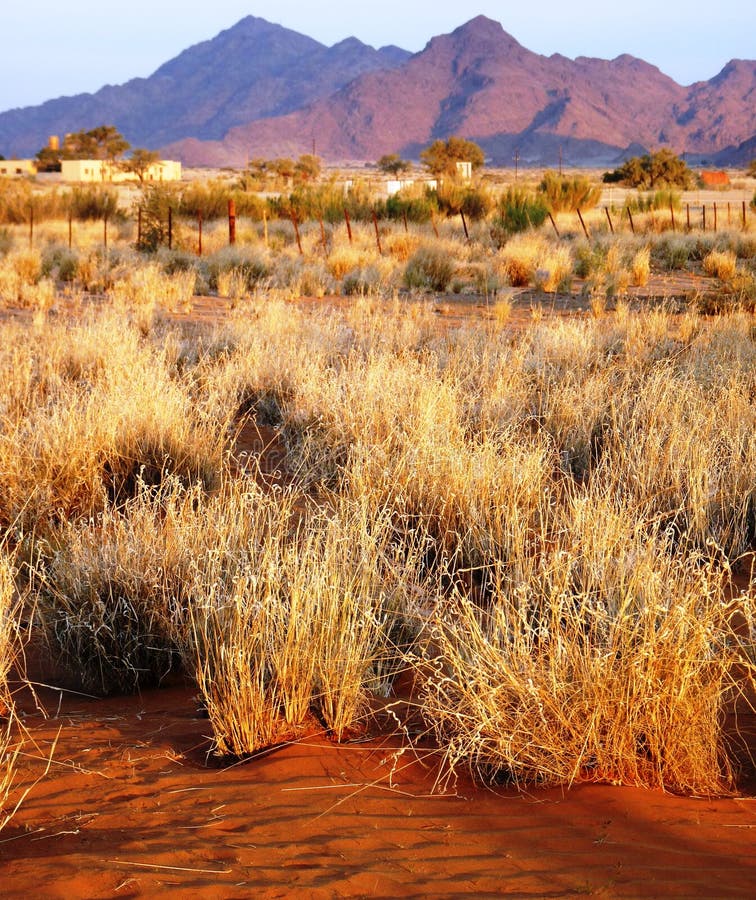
[1,15,754,168]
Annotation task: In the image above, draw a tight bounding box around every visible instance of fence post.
[197,211,202,257]
[604,207,614,234]
[68,210,73,249]
[669,200,676,233]
[460,210,469,240]
[372,210,383,255]
[103,213,108,249]
[702,205,706,231]
[137,206,142,248]
[626,207,635,234]
[228,198,236,245]
[29,204,33,248]
[548,211,560,238]
[713,202,717,232]
[263,208,269,248]
[576,208,590,240]
[168,207,173,250]
[403,211,408,234]
[727,202,731,227]
[291,213,303,255]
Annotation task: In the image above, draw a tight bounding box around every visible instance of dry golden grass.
[0,222,754,793]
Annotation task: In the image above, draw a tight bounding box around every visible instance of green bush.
[385,188,438,223]
[491,188,548,242]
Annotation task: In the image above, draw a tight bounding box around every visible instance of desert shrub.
[385,188,438,223]
[67,185,120,221]
[178,180,265,220]
[0,552,23,831]
[404,245,455,291]
[134,183,182,252]
[0,180,67,224]
[703,249,738,281]
[435,183,493,221]
[538,170,601,213]
[631,245,651,286]
[206,245,271,293]
[492,188,549,241]
[418,498,750,794]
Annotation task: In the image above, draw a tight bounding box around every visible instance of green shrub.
[491,188,548,242]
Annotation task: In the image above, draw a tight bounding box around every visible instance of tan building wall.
[0,159,37,177]
[61,159,182,183]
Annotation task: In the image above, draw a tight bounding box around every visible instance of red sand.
[2,676,755,899]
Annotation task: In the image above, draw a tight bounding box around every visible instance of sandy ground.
[2,282,755,898]
[2,673,755,899]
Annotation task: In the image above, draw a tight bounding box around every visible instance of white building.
[0,159,36,177]
[61,159,182,183]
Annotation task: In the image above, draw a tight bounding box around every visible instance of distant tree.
[62,125,130,162]
[377,153,411,176]
[420,137,485,177]
[603,150,694,189]
[121,148,160,185]
[270,157,296,181]
[294,154,321,183]
[35,145,62,172]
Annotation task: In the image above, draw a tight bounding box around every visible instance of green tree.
[603,150,693,189]
[121,148,160,185]
[377,154,411,176]
[420,137,485,177]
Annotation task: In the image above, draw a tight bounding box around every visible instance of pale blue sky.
[1,1,753,112]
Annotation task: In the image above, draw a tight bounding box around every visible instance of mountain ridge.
[0,15,753,167]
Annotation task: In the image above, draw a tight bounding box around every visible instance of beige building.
[61,159,182,183]
[0,159,37,177]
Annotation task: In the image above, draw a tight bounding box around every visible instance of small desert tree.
[420,137,485,177]
[539,170,601,213]
[121,149,161,185]
[377,154,411,176]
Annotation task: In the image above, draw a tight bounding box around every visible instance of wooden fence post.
[548,211,560,238]
[137,207,142,248]
[197,211,202,256]
[604,207,614,234]
[168,207,173,250]
[713,202,717,232]
[228,198,236,245]
[669,200,676,233]
[626,207,635,235]
[372,211,383,255]
[68,210,73,249]
[344,207,353,244]
[702,205,706,231]
[263,208,269,248]
[460,210,469,240]
[576,208,590,240]
[29,204,33,248]
[291,213,303,255]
